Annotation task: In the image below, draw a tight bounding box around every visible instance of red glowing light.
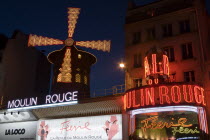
[159,86,170,104]
[144,57,150,78]
[145,88,155,105]
[124,84,206,110]
[171,86,181,103]
[140,89,145,107]
[163,55,169,76]
[152,54,157,74]
[132,90,140,107]
[183,85,193,103]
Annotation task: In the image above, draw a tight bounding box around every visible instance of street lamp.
[119,62,125,69]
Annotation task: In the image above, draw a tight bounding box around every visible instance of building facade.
[0,30,51,105]
[125,0,210,139]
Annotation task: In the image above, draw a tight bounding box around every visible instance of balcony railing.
[92,84,125,97]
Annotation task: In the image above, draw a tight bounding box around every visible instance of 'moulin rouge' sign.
[124,83,206,110]
[7,91,78,109]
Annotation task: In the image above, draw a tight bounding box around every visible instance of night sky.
[0,0,209,96]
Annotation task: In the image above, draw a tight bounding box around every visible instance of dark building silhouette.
[0,30,51,106]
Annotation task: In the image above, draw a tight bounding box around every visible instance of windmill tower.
[28,8,111,99]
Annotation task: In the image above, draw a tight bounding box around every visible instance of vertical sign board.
[36,114,122,140]
[0,121,37,140]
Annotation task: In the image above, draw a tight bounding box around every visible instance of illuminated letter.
[140,89,145,106]
[72,91,78,101]
[51,94,58,103]
[200,88,206,106]
[46,95,51,104]
[15,100,20,108]
[144,57,150,78]
[194,86,202,104]
[171,86,181,103]
[154,78,159,84]
[159,86,170,104]
[145,88,155,105]
[58,94,65,102]
[31,97,37,106]
[183,85,193,103]
[148,79,153,85]
[152,54,157,74]
[132,90,140,107]
[124,95,127,110]
[126,92,132,109]
[163,55,169,76]
[20,99,25,107]
[7,100,15,108]
[65,92,72,101]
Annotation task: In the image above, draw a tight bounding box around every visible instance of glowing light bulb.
[119,63,125,68]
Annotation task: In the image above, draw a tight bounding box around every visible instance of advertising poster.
[36,114,122,140]
[0,121,37,140]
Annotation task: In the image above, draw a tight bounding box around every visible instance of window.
[180,20,190,33]
[181,43,193,59]
[134,78,142,88]
[84,75,87,85]
[162,24,172,37]
[184,71,195,82]
[132,32,141,44]
[164,47,175,61]
[75,74,81,83]
[134,53,142,68]
[169,73,176,82]
[147,27,155,40]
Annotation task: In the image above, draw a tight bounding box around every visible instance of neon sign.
[124,84,206,110]
[144,54,169,78]
[171,127,199,135]
[45,91,78,104]
[7,91,78,109]
[141,116,193,132]
[140,116,199,135]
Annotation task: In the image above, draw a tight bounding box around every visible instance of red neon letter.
[159,86,170,104]
[183,85,193,103]
[144,57,150,78]
[163,55,169,76]
[132,90,140,107]
[152,54,157,74]
[145,87,155,105]
[124,95,126,110]
[201,88,206,106]
[171,86,181,103]
[154,78,159,84]
[148,79,153,85]
[194,86,202,104]
[140,89,145,106]
[126,92,132,108]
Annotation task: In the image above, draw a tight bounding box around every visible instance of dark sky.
[0,0,209,96]
[0,0,128,96]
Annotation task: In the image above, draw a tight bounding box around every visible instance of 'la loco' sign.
[0,121,37,140]
[124,84,206,110]
[7,91,78,109]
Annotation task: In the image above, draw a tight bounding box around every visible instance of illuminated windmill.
[28,8,111,98]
